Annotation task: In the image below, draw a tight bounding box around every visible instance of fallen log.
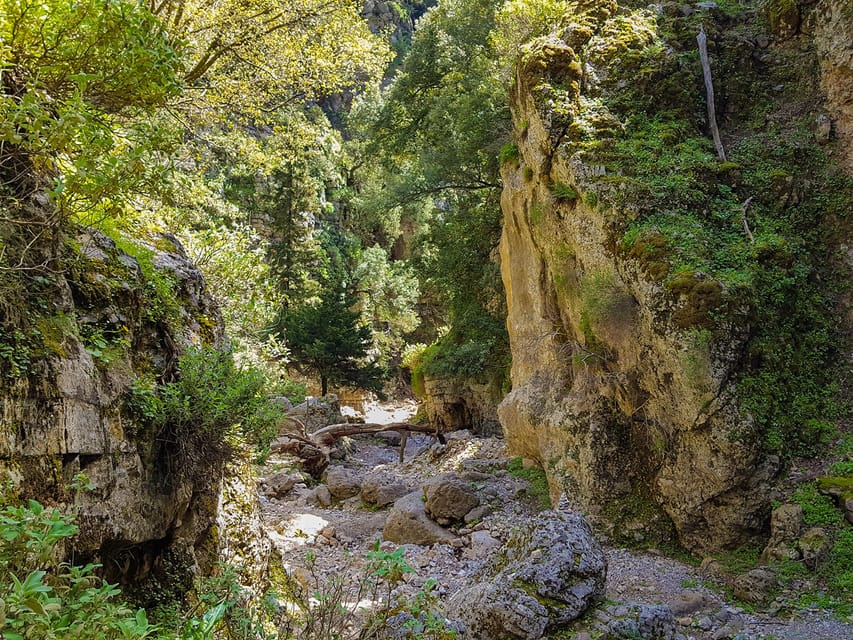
[271,421,445,478]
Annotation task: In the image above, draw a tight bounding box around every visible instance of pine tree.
[277,288,384,396]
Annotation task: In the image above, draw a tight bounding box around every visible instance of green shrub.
[137,346,284,476]
[499,143,520,165]
[549,181,578,202]
[0,500,156,639]
[790,483,843,527]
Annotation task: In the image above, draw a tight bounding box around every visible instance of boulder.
[263,471,303,498]
[464,504,492,524]
[449,511,606,639]
[287,395,343,433]
[383,492,458,546]
[590,603,676,640]
[324,466,361,500]
[361,473,412,508]
[315,484,332,507]
[465,530,501,559]
[422,473,479,523]
[798,527,832,570]
[760,503,803,563]
[732,567,776,603]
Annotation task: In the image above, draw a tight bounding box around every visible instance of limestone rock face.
[0,228,249,587]
[497,2,783,550]
[449,511,606,639]
[422,374,502,436]
[814,0,853,173]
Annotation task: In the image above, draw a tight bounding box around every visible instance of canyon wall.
[498,0,851,550]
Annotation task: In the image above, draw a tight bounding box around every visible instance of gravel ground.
[258,402,853,640]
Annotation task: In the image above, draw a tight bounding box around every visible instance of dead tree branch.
[698,26,727,161]
[272,422,446,477]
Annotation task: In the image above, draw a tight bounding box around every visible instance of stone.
[383,491,458,546]
[815,0,853,173]
[315,484,332,507]
[464,504,492,524]
[814,114,833,143]
[422,375,502,436]
[495,0,786,552]
[732,567,776,603]
[697,616,714,631]
[589,603,676,640]
[798,526,832,570]
[263,470,302,498]
[422,473,479,522]
[448,511,606,639]
[287,395,343,433]
[466,530,501,558]
[461,458,512,474]
[323,466,361,499]
[361,473,412,508]
[669,591,710,616]
[0,228,233,591]
[760,503,803,563]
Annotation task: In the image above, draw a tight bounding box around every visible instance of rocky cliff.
[0,226,267,592]
[498,0,852,550]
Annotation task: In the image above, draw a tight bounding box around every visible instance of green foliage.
[588,23,852,459]
[790,484,843,527]
[507,457,551,510]
[353,245,421,369]
[369,0,511,388]
[0,499,156,639]
[276,288,385,396]
[549,182,578,202]
[0,0,181,215]
[136,346,284,475]
[499,143,520,165]
[493,0,574,68]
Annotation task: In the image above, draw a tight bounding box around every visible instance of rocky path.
[257,401,852,640]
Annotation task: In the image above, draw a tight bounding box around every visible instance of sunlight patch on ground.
[269,512,330,551]
[404,437,507,476]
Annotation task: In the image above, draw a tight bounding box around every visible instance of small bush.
[549,181,578,202]
[791,483,843,527]
[0,500,155,639]
[499,143,520,165]
[138,346,284,479]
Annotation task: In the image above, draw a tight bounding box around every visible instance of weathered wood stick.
[740,196,755,243]
[310,422,445,446]
[698,26,727,161]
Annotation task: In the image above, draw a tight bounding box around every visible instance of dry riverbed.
[257,402,852,640]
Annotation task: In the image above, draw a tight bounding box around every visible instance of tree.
[277,288,384,396]
[146,0,392,121]
[0,0,182,241]
[367,0,511,380]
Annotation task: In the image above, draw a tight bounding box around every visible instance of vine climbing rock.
[448,511,606,639]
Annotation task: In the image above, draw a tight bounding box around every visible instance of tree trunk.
[321,375,328,396]
[272,421,446,478]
